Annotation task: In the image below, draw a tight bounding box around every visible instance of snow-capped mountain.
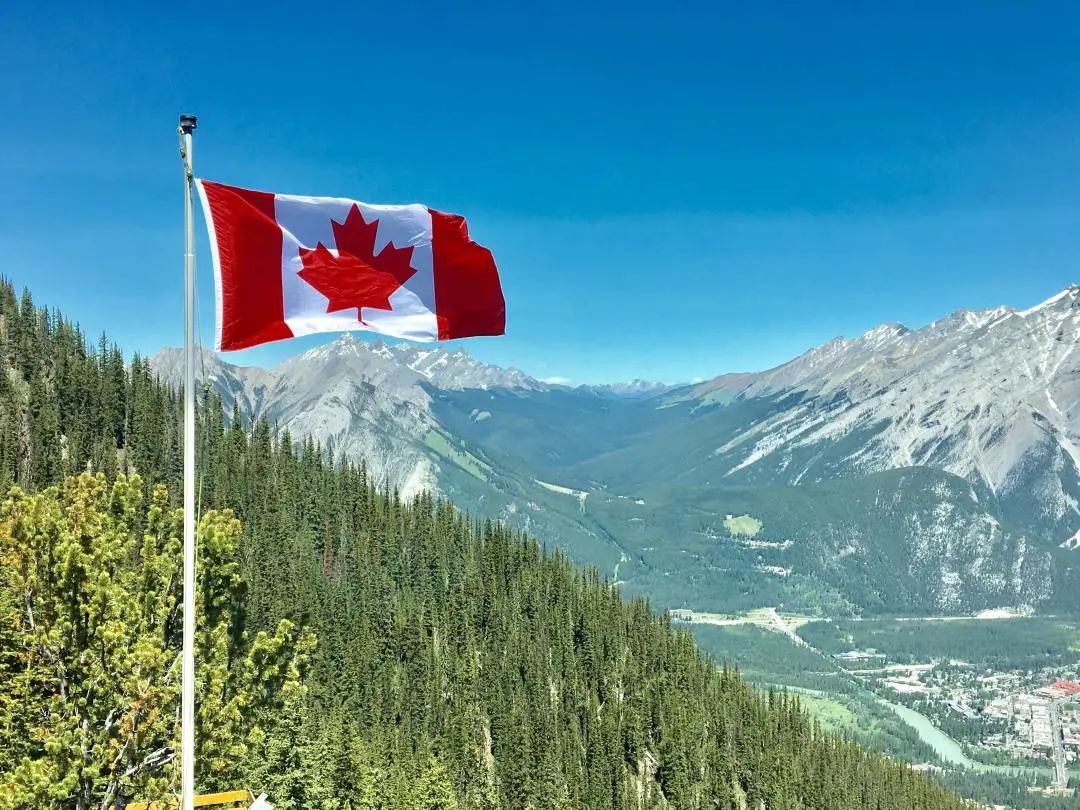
[681,285,1080,546]
[273,334,546,402]
[152,335,545,498]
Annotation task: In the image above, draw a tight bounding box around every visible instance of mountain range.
[152,286,1080,617]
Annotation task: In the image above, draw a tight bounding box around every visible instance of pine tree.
[409,758,458,810]
[0,474,312,810]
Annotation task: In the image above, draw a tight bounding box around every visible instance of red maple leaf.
[297,204,416,322]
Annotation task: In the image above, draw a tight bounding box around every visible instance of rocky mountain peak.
[1019,284,1080,318]
[684,285,1080,548]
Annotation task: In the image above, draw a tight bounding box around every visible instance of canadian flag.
[195,180,506,351]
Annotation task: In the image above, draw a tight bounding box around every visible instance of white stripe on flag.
[274,193,439,341]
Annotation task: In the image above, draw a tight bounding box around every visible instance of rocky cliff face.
[682,286,1080,546]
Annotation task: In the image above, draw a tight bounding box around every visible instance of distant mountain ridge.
[154,336,533,498]
[151,285,1080,616]
[152,333,546,406]
[152,336,664,499]
[660,285,1080,547]
[577,380,678,399]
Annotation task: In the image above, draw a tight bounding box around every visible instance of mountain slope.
[151,338,634,574]
[668,287,1080,547]
[583,468,1060,615]
[1,280,972,810]
[153,336,547,499]
[152,286,1080,616]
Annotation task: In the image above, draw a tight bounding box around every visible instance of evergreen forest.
[0,280,971,809]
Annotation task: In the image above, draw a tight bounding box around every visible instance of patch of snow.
[535,479,588,511]
[1019,286,1078,317]
[756,564,791,577]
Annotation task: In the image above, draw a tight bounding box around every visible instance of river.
[876,697,1059,777]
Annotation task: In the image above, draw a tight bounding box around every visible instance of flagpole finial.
[179,113,198,134]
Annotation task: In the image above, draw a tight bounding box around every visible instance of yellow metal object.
[128,790,255,810]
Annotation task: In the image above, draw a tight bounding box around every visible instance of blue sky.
[3,2,1080,384]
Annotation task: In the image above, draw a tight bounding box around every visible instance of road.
[671,606,1045,635]
[1051,699,1068,789]
[668,607,814,647]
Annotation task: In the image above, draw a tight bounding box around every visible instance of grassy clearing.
[423,430,490,481]
[723,513,763,537]
[799,694,860,732]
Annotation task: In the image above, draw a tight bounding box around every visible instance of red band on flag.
[430,209,506,340]
[196,180,505,348]
[199,181,293,351]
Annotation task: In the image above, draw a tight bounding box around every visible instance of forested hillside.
[0,280,968,808]
[172,325,1078,619]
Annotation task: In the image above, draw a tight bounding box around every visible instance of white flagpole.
[178,112,198,810]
